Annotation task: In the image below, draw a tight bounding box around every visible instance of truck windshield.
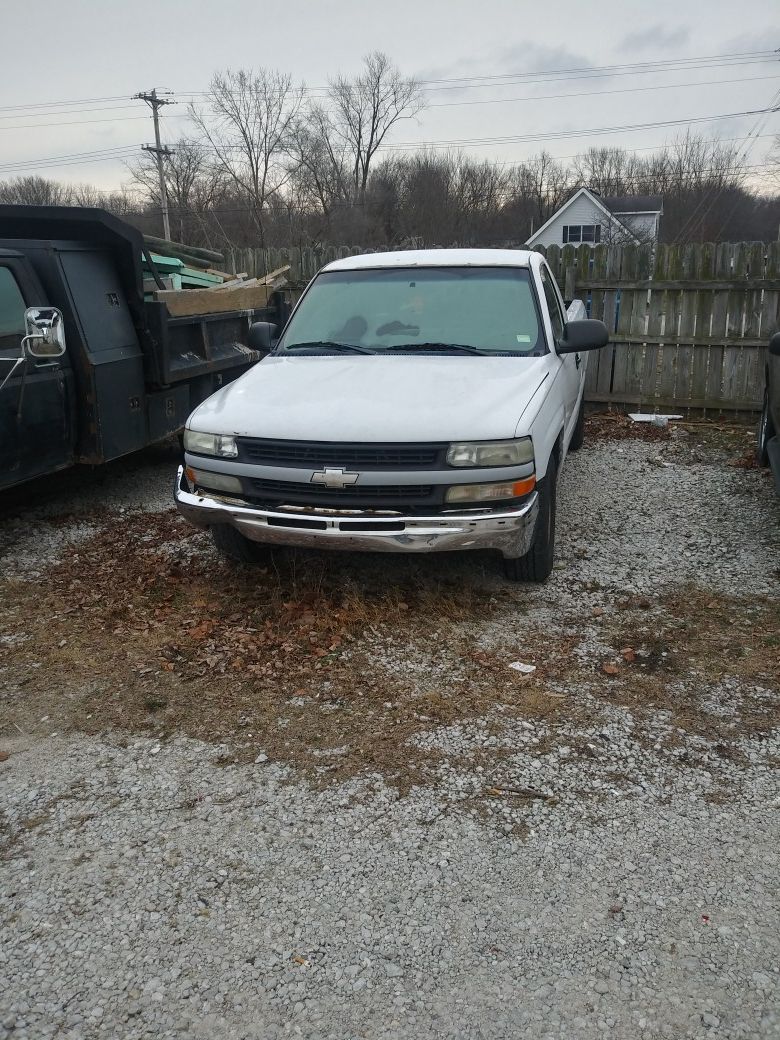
[277,267,546,356]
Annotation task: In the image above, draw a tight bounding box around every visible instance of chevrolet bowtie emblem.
[310,467,359,489]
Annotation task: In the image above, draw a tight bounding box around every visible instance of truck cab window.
[540,267,565,343]
[0,268,26,354]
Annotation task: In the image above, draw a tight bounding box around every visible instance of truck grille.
[237,438,445,469]
[243,477,440,512]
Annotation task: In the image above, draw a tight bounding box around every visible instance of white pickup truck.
[175,249,607,582]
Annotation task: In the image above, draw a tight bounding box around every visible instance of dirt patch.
[587,411,761,465]
[1,511,522,789]
[587,411,673,444]
[1,506,777,791]
[593,586,780,742]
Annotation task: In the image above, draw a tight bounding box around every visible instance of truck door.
[0,261,74,491]
[540,265,581,439]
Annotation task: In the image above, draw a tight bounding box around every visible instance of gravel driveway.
[1,420,778,1040]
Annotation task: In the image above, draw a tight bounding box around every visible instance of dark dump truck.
[0,205,285,491]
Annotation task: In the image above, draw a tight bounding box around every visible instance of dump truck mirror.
[23,307,66,359]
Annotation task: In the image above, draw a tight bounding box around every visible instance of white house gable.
[526,188,662,249]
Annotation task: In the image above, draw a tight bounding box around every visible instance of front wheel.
[503,454,557,583]
[757,385,774,467]
[211,524,271,566]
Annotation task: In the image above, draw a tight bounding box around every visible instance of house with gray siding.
[526,187,663,249]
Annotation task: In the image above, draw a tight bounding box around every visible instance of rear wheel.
[503,454,557,583]
[211,524,271,566]
[568,398,585,452]
[757,384,774,467]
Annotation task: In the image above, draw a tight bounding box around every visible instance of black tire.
[503,454,557,583]
[211,524,271,566]
[568,398,586,452]
[757,384,774,467]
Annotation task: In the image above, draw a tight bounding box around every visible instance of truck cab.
[0,205,286,492]
[0,249,75,485]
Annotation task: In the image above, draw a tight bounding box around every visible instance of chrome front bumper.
[174,467,539,558]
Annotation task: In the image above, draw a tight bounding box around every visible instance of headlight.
[447,438,533,467]
[445,476,536,503]
[183,429,238,458]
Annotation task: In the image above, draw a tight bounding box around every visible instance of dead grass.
[1,511,523,789]
[587,411,672,444]
[1,508,777,790]
[594,586,780,743]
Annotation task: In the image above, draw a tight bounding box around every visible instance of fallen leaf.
[189,621,214,641]
[621,647,636,663]
[0,751,10,763]
[602,663,620,676]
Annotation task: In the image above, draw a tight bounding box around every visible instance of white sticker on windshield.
[516,334,531,343]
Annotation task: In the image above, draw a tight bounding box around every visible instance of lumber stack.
[140,234,290,316]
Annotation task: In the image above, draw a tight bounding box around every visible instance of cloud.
[419,43,596,84]
[621,24,690,51]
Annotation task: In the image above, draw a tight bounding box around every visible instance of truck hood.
[188,354,551,442]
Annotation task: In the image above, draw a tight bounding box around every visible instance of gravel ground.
[1,421,779,1039]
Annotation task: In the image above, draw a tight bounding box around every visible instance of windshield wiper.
[280,341,376,355]
[382,342,487,355]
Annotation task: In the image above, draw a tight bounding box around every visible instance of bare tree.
[0,175,72,206]
[189,68,303,251]
[287,105,352,225]
[128,137,226,241]
[324,51,425,203]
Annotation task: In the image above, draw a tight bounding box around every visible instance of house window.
[562,224,601,245]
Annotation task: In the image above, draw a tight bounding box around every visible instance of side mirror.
[557,319,608,354]
[769,332,780,357]
[248,321,278,354]
[23,307,66,359]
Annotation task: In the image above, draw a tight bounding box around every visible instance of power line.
[414,50,778,86]
[672,86,780,243]
[176,56,778,106]
[0,94,136,113]
[0,48,774,119]
[382,106,780,151]
[0,71,771,137]
[0,115,154,132]
[4,70,771,130]
[429,73,780,109]
[488,132,779,166]
[0,146,140,173]
[0,103,144,122]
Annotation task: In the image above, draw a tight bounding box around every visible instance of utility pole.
[134,88,175,241]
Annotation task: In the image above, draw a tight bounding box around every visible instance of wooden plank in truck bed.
[153,284,273,317]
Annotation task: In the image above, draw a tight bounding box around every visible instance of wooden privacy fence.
[230,241,780,414]
[228,245,371,284]
[538,241,780,415]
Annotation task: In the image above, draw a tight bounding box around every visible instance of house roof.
[525,187,639,247]
[601,194,663,215]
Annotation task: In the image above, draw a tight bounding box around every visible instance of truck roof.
[322,248,536,272]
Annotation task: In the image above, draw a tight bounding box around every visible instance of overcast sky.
[1,0,778,193]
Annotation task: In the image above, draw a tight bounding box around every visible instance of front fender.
[516,372,565,481]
